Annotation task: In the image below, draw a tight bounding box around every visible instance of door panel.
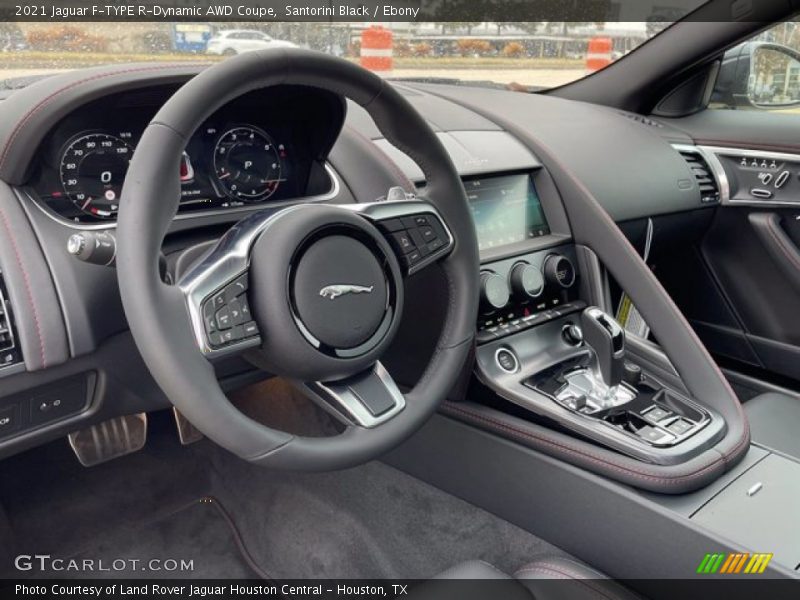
[701,206,800,379]
[655,110,800,383]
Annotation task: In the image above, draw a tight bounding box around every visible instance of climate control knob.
[510,262,544,299]
[543,254,577,289]
[480,271,511,312]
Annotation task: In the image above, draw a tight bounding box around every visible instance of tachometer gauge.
[213,126,283,202]
[59,132,133,219]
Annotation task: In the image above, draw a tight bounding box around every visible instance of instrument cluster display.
[31,85,343,223]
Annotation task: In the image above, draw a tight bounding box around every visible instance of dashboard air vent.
[679,149,720,204]
[0,273,22,370]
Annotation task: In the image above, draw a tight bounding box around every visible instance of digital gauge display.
[213,125,285,202]
[466,174,550,251]
[59,132,133,219]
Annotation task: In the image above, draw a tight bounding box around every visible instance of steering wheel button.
[420,226,437,242]
[208,331,225,348]
[212,292,226,310]
[239,297,251,319]
[401,215,428,229]
[228,299,244,325]
[215,306,233,330]
[204,315,217,334]
[377,218,405,232]
[224,275,248,302]
[219,329,237,344]
[391,231,416,254]
[242,322,259,337]
[427,238,445,253]
[403,249,423,267]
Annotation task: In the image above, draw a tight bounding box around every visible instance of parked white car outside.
[206,30,296,55]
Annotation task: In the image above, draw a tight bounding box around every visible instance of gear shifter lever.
[581,307,625,388]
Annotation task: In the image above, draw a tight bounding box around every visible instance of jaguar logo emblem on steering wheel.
[319,284,374,300]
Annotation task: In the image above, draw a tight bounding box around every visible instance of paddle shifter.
[581,307,625,389]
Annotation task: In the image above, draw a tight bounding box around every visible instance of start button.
[495,348,519,374]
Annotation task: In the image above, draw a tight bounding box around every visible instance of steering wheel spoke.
[302,362,405,428]
[349,197,455,277]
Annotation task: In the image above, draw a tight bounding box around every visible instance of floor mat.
[36,498,263,579]
[0,412,212,577]
[205,447,569,579]
[1,409,572,580]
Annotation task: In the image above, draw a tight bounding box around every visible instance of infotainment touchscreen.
[465,173,549,251]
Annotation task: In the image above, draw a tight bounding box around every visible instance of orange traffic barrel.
[586,37,613,72]
[360,26,393,73]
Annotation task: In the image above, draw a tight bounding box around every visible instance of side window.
[710,20,800,113]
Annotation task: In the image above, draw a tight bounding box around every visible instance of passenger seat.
[409,556,641,599]
[744,392,800,458]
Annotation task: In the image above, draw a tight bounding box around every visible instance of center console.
[465,170,726,465]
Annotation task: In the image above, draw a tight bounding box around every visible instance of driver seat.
[414,556,642,600]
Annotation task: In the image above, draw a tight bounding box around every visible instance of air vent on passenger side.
[678,149,720,204]
[0,272,23,371]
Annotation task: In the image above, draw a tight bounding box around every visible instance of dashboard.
[0,63,724,460]
[29,84,345,223]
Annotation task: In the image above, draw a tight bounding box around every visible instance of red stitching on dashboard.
[0,200,46,367]
[0,64,198,171]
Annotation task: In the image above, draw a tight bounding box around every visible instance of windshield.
[1,21,683,89]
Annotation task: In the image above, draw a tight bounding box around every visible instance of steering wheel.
[116,49,479,470]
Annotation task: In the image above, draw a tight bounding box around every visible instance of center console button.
[543,254,577,289]
[480,272,511,312]
[510,262,544,299]
[643,406,671,423]
[495,348,519,374]
[666,419,694,436]
[0,404,19,438]
[636,425,675,444]
[623,361,643,385]
[562,323,583,346]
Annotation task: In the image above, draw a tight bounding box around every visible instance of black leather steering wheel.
[116,49,479,470]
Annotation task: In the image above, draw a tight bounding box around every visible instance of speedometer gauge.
[59,132,133,219]
[213,126,283,202]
